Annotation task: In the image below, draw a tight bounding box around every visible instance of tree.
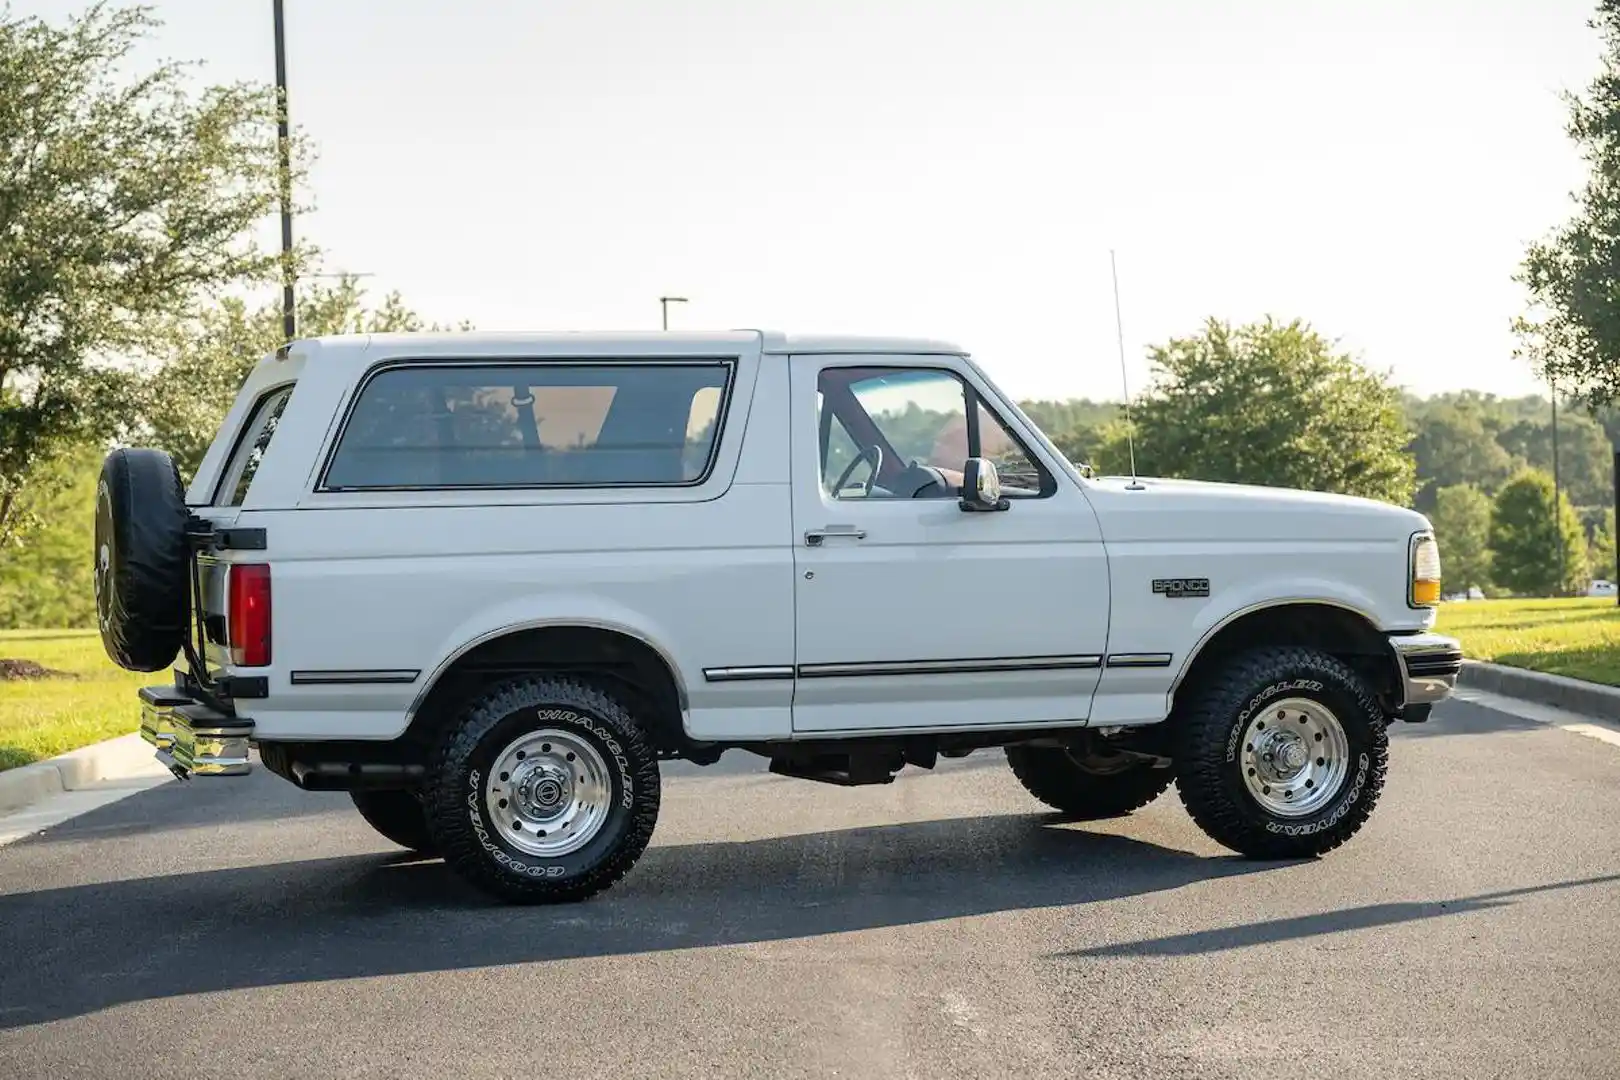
[1430,484,1494,595]
[1517,1,1620,406]
[0,441,100,628]
[139,275,453,480]
[1592,507,1618,583]
[1405,397,1518,512]
[1495,410,1615,509]
[0,2,298,541]
[1117,317,1415,505]
[1489,468,1589,596]
[1017,398,1119,437]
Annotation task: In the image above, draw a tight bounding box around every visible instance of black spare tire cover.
[94,448,191,673]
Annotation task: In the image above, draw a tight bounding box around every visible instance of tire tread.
[351,789,437,854]
[423,675,661,904]
[1005,746,1173,819]
[1173,646,1389,859]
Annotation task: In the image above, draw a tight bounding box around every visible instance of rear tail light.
[228,563,272,666]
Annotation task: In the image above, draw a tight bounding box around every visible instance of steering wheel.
[831,444,883,497]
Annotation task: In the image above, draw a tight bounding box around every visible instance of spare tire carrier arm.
[180,516,268,711]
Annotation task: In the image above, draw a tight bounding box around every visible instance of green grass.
[0,630,150,771]
[1437,597,1620,687]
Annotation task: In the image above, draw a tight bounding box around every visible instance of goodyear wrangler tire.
[93,448,192,673]
[1005,745,1173,819]
[1173,647,1388,859]
[423,676,661,904]
[350,790,437,855]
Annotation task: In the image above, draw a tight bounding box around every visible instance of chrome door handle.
[805,524,867,546]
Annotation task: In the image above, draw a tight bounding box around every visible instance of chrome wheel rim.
[484,728,613,857]
[1239,697,1349,818]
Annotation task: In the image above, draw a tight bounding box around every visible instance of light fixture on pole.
[660,296,688,331]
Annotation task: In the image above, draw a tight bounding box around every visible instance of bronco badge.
[1152,577,1210,598]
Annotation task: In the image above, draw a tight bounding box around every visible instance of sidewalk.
[0,733,173,846]
[1457,660,1620,719]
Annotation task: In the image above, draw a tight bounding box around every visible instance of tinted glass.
[818,367,1051,499]
[324,362,732,490]
[223,385,294,506]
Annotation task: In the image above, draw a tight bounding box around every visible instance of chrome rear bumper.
[139,685,254,778]
[1389,632,1464,707]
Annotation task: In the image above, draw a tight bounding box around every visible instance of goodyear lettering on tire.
[1263,752,1371,836]
[464,706,636,877]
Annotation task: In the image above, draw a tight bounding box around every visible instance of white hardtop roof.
[286,329,967,362]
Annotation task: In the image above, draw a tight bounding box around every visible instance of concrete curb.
[1458,660,1620,719]
[0,733,167,815]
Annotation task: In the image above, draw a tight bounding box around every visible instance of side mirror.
[959,457,1009,512]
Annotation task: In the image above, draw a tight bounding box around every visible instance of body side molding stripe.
[703,666,796,683]
[290,669,421,686]
[705,656,1107,682]
[1104,653,1174,669]
[798,655,1102,679]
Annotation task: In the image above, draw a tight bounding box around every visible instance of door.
[789,354,1111,735]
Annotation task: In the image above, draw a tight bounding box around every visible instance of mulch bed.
[0,659,73,681]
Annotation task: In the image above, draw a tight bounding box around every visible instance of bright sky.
[28,0,1607,402]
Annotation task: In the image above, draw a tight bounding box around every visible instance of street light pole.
[273,0,296,350]
[659,296,688,331]
[1552,378,1564,596]
[1612,448,1620,606]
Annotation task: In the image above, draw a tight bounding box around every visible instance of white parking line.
[1453,688,1620,752]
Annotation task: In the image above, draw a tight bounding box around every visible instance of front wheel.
[350,789,436,854]
[1173,647,1388,859]
[1005,744,1174,819]
[423,676,662,904]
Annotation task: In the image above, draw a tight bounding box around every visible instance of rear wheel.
[423,675,661,904]
[1173,646,1388,859]
[1005,743,1174,819]
[350,790,436,854]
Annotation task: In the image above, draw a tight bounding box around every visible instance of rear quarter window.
[216,384,296,506]
[320,361,734,490]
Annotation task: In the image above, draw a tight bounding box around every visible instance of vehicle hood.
[1082,475,1430,544]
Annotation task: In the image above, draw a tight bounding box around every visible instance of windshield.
[957,355,1093,484]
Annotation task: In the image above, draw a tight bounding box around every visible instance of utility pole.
[273,0,296,350]
[1552,378,1564,596]
[1613,449,1619,606]
[659,296,688,331]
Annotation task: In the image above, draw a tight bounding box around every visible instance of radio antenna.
[1110,249,1142,489]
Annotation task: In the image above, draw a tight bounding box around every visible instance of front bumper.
[1389,632,1463,707]
[139,685,255,778]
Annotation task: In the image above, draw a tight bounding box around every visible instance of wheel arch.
[403,616,692,754]
[1169,600,1401,714]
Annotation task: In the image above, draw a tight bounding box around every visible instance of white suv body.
[96,330,1461,904]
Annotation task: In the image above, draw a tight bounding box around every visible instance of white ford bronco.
[94,330,1461,904]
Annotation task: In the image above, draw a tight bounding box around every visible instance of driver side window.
[817,366,1051,500]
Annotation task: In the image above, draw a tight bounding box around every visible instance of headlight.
[1409,532,1442,607]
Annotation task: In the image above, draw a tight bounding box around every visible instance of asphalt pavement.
[1,692,1618,1080]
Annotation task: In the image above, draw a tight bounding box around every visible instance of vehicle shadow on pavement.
[0,813,1275,1029]
[1052,872,1620,959]
[1391,699,1546,740]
